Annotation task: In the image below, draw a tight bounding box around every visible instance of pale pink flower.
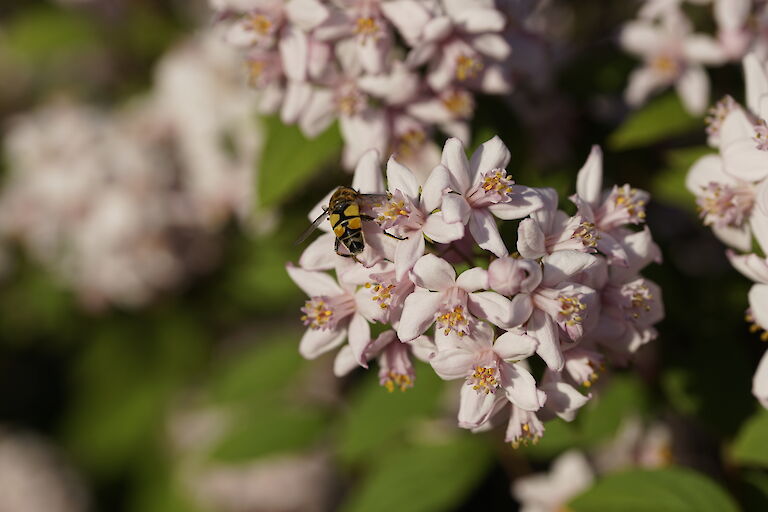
[488,252,598,371]
[373,157,464,279]
[562,347,605,389]
[439,136,543,257]
[686,153,755,250]
[430,321,544,428]
[406,0,512,93]
[286,263,383,365]
[397,254,519,341]
[512,450,594,512]
[587,229,664,364]
[621,7,727,114]
[593,416,673,473]
[516,188,601,261]
[570,146,651,265]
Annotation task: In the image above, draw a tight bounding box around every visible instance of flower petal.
[441,138,471,193]
[541,251,597,287]
[528,309,564,371]
[469,135,511,182]
[441,193,472,224]
[386,156,420,202]
[395,231,426,281]
[675,65,709,115]
[286,263,343,296]
[410,254,456,290]
[422,213,465,243]
[469,209,508,257]
[753,349,768,409]
[576,145,603,206]
[299,327,346,359]
[457,384,500,429]
[503,363,543,411]
[352,148,384,193]
[348,313,372,367]
[397,290,442,341]
[421,164,452,212]
[468,291,516,328]
[494,330,538,361]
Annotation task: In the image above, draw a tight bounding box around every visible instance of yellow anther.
[437,305,469,335]
[383,372,413,392]
[355,17,380,40]
[481,170,514,194]
[248,14,272,35]
[455,55,483,81]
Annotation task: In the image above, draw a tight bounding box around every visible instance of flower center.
[300,295,354,330]
[508,408,544,448]
[482,169,514,194]
[383,371,413,392]
[337,88,366,116]
[705,95,736,141]
[248,14,273,36]
[558,295,586,326]
[393,129,426,157]
[468,365,499,394]
[355,17,380,40]
[436,305,470,336]
[455,54,483,81]
[365,281,395,309]
[573,221,599,248]
[651,55,679,77]
[441,89,474,118]
[755,119,768,151]
[696,182,753,228]
[301,297,334,329]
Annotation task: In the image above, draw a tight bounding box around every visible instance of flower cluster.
[210,0,532,174]
[687,52,768,407]
[288,135,664,445]
[621,0,756,115]
[0,30,263,309]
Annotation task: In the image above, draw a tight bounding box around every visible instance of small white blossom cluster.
[620,0,758,115]
[210,0,538,174]
[0,31,262,309]
[288,135,664,446]
[686,52,768,408]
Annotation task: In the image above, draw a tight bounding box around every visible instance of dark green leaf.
[570,467,739,512]
[609,93,700,150]
[336,363,445,465]
[258,117,342,208]
[732,409,768,468]
[209,407,328,462]
[340,436,492,512]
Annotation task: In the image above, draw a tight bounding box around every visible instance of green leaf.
[609,93,701,150]
[258,117,342,208]
[207,330,306,405]
[653,146,713,210]
[336,363,445,465]
[577,375,649,446]
[569,467,739,512]
[209,407,328,462]
[340,436,492,512]
[4,6,100,65]
[732,409,768,467]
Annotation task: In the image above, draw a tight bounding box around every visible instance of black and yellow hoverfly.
[296,186,403,260]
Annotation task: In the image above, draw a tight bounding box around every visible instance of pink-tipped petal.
[468,292,515,328]
[348,313,371,367]
[386,156,420,202]
[442,193,472,224]
[528,310,564,371]
[352,149,384,193]
[576,145,603,206]
[504,364,543,411]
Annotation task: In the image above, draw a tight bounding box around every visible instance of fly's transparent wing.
[357,193,390,210]
[295,210,328,245]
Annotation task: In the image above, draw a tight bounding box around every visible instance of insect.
[296,186,403,260]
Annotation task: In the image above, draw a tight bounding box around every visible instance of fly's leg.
[383,230,408,240]
[335,237,362,263]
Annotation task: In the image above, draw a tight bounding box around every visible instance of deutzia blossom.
[621,5,727,114]
[289,133,664,439]
[512,450,594,512]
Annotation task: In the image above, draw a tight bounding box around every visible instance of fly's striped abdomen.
[329,200,365,255]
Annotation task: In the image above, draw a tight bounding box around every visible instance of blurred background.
[0,0,767,510]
